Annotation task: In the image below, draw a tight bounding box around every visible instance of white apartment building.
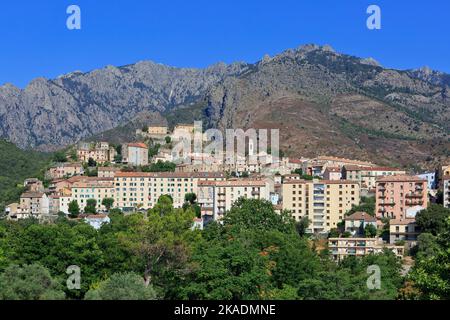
[122,143,149,166]
[114,172,225,211]
[197,179,271,221]
[444,176,450,209]
[71,179,115,212]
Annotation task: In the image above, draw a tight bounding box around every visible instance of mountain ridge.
[0,44,448,169]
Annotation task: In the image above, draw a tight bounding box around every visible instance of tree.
[68,200,80,218]
[364,224,377,238]
[165,136,171,144]
[102,198,115,211]
[87,157,97,167]
[295,216,310,237]
[415,204,450,236]
[52,151,67,163]
[223,198,295,234]
[328,228,340,238]
[411,233,440,259]
[184,193,197,205]
[148,143,161,158]
[0,264,65,300]
[84,199,97,214]
[408,217,450,299]
[84,272,158,300]
[347,196,376,216]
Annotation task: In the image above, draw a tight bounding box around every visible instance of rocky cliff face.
[0,44,449,168]
[0,61,249,150]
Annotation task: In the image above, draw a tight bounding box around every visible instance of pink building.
[375,175,428,220]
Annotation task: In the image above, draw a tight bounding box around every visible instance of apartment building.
[47,162,84,180]
[303,157,374,177]
[344,211,377,237]
[444,176,450,209]
[438,165,450,188]
[417,172,437,191]
[98,166,122,178]
[328,237,404,261]
[342,166,406,189]
[19,192,50,218]
[375,175,428,220]
[114,171,225,211]
[77,142,116,164]
[197,179,270,221]
[282,179,360,233]
[71,178,115,212]
[389,219,420,244]
[148,126,168,135]
[23,178,45,193]
[323,167,341,180]
[122,143,149,166]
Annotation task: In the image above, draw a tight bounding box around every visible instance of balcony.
[405,193,423,198]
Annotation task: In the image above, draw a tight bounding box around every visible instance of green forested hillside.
[0,140,51,212]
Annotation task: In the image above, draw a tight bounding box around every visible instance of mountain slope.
[0,44,449,169]
[0,62,249,150]
[0,140,51,212]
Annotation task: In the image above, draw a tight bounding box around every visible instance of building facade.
[342,166,406,190]
[114,172,225,211]
[375,175,428,220]
[328,237,404,261]
[389,219,420,244]
[282,179,360,233]
[77,142,116,164]
[122,143,149,166]
[71,179,115,212]
[197,179,270,221]
[444,176,450,209]
[47,163,84,180]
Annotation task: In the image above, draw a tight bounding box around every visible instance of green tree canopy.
[415,204,450,236]
[84,199,97,214]
[102,198,115,211]
[0,264,65,300]
[68,200,80,218]
[85,272,158,300]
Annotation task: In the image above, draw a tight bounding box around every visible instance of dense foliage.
[0,140,51,212]
[0,197,407,300]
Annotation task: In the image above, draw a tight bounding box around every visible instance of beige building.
[122,143,149,166]
[342,166,406,189]
[197,179,271,221]
[328,237,404,261]
[47,162,84,180]
[114,171,225,211]
[148,126,168,135]
[77,142,116,164]
[323,167,342,180]
[282,179,360,233]
[24,178,45,193]
[389,219,420,244]
[344,211,377,237]
[98,166,122,178]
[71,178,115,212]
[443,176,450,209]
[18,192,50,218]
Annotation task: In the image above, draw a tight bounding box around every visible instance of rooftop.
[344,211,377,222]
[127,142,148,149]
[115,171,224,178]
[376,175,426,183]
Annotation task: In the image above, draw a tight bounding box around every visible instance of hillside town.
[3,123,450,264]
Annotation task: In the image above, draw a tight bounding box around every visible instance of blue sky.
[1,0,449,87]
